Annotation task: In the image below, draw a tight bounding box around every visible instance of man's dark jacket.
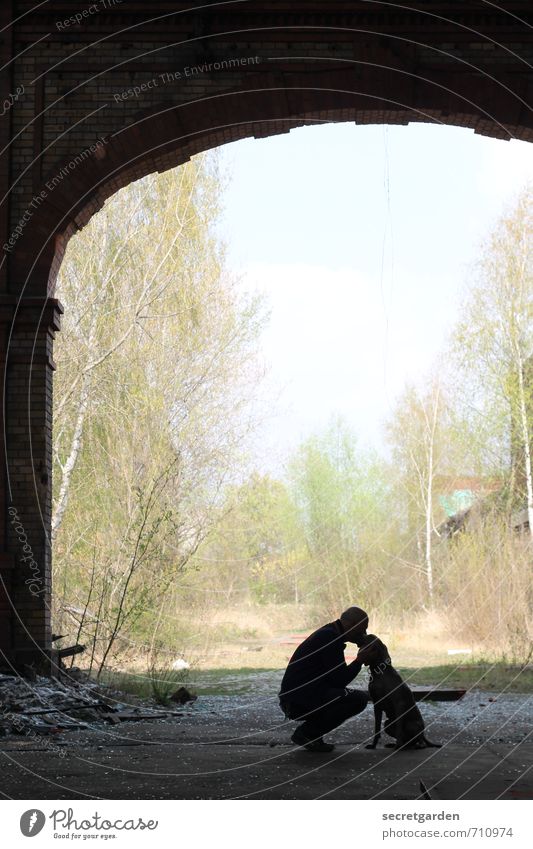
[279,620,363,710]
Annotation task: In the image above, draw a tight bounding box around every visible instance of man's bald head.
[339,606,369,644]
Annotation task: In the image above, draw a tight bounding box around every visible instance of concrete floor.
[1,688,531,800]
[1,735,532,800]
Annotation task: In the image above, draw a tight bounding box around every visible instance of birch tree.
[386,377,449,603]
[451,185,533,533]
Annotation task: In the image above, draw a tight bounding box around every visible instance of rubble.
[170,686,197,704]
[0,670,184,737]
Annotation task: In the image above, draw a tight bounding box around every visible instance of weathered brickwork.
[0,1,531,670]
[0,297,61,668]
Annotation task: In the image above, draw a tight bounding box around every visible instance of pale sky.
[218,122,533,474]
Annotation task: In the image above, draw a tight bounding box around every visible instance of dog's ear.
[374,641,391,664]
[373,637,391,664]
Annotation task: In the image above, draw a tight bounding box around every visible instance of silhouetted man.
[279,606,369,752]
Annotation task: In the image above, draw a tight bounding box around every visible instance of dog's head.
[356,633,391,668]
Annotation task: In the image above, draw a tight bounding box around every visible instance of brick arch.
[15,69,533,296]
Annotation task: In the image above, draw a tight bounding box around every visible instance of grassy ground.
[98,659,533,701]
[98,666,278,699]
[94,605,532,700]
[398,662,533,693]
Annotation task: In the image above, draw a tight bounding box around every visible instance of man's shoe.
[291,728,335,752]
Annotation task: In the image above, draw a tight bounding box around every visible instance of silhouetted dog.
[358,634,441,750]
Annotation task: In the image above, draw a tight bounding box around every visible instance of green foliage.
[187,472,305,605]
[449,185,533,493]
[288,418,398,616]
[53,163,532,671]
[52,152,266,670]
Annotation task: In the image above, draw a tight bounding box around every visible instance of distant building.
[434,474,501,514]
[434,476,502,540]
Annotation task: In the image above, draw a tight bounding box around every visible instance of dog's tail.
[422,736,442,748]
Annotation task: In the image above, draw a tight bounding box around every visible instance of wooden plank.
[57,643,86,659]
[412,687,466,702]
[115,711,168,721]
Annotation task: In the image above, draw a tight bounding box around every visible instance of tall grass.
[438,519,532,663]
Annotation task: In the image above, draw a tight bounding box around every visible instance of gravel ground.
[3,669,529,749]
[1,670,531,799]
[150,669,533,747]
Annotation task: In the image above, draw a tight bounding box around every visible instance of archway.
[1,0,531,669]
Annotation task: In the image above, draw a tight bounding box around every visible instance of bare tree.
[52,152,266,666]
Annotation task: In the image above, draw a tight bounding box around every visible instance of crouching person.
[279,606,370,752]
